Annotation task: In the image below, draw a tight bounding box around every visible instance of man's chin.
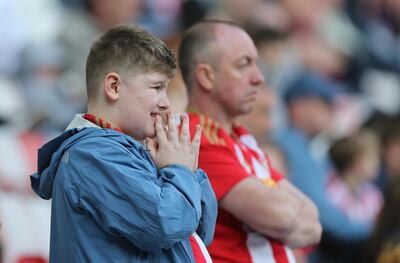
[236,108,253,117]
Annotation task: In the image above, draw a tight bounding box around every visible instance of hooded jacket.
[31,115,217,262]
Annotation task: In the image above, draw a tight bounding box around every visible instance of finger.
[155,115,167,145]
[191,125,201,171]
[166,111,179,141]
[193,152,199,172]
[191,124,202,150]
[179,113,190,144]
[160,111,169,132]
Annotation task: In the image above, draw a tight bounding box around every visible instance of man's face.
[211,26,265,119]
[118,71,171,140]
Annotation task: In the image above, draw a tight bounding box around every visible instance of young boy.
[30,25,217,263]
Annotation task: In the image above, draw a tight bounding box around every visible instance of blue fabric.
[31,127,217,263]
[275,127,371,242]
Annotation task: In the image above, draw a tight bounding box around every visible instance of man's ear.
[104,73,121,101]
[195,63,215,91]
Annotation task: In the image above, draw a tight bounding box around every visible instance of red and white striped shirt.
[188,112,296,263]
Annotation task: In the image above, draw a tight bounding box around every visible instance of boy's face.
[117,71,171,140]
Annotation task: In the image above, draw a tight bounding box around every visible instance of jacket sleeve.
[193,169,218,246]
[62,139,204,253]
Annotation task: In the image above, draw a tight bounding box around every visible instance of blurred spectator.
[19,42,82,135]
[57,0,144,109]
[140,0,183,38]
[0,0,27,76]
[281,0,348,78]
[376,233,400,263]
[364,177,400,263]
[347,0,400,112]
[0,0,62,77]
[0,78,50,263]
[316,0,364,63]
[328,130,382,224]
[274,71,373,262]
[381,122,400,180]
[363,114,400,191]
[181,0,215,29]
[237,86,276,147]
[252,25,300,94]
[0,78,25,129]
[348,0,400,73]
[360,69,400,116]
[251,25,302,131]
[321,130,382,262]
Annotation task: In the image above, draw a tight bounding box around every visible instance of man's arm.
[277,179,322,248]
[219,177,321,246]
[218,177,297,240]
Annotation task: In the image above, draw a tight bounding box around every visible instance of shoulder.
[61,130,155,179]
[65,129,147,164]
[188,112,230,147]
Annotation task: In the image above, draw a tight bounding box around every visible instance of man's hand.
[146,112,201,172]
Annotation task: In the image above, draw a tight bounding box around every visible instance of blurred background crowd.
[0,0,400,262]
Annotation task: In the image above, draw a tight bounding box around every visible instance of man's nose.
[251,65,265,86]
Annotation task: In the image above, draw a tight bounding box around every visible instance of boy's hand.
[146,112,201,172]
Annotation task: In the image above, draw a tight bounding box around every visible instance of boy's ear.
[104,73,121,101]
[195,63,215,91]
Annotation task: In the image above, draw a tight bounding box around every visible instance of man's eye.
[238,59,251,68]
[152,86,161,90]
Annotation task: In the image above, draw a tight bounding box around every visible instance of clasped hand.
[146,112,201,172]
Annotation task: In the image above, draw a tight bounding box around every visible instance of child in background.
[319,130,383,262]
[327,130,382,225]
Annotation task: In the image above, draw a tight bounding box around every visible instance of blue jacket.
[31,124,217,262]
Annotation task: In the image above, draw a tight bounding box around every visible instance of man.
[31,25,217,263]
[179,20,322,263]
[276,71,373,262]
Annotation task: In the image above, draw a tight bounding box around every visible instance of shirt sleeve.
[198,144,249,200]
[62,139,204,253]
